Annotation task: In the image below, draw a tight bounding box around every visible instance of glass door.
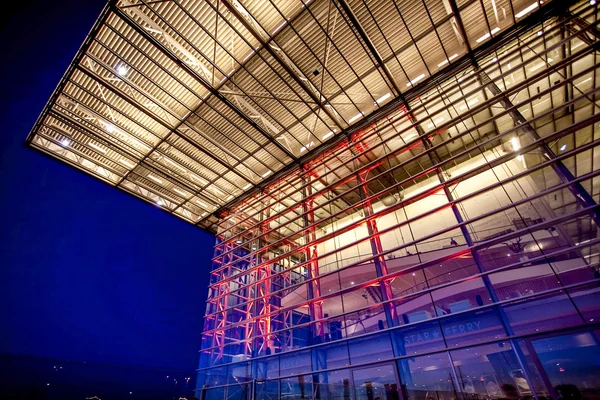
[352,363,401,400]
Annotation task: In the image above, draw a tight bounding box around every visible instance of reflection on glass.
[281,374,313,400]
[532,332,600,399]
[451,342,532,400]
[398,353,458,400]
[353,363,400,400]
[255,379,279,400]
[315,369,352,400]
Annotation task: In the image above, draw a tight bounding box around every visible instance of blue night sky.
[0,0,214,374]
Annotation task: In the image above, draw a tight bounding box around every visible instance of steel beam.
[110,2,298,162]
[219,0,343,129]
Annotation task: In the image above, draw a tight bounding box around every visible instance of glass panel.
[532,331,600,399]
[348,332,394,365]
[392,320,446,357]
[451,342,533,400]
[280,350,312,377]
[255,379,279,400]
[315,369,352,400]
[502,292,584,336]
[280,374,313,400]
[398,353,459,400]
[353,363,401,400]
[440,308,507,348]
[313,341,350,370]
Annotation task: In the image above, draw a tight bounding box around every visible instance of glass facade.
[197,2,600,399]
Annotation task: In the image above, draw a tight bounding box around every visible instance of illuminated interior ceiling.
[27,0,580,232]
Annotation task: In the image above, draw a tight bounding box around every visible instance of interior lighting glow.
[515,2,539,18]
[226,195,234,201]
[510,137,521,151]
[157,199,164,206]
[196,200,207,208]
[61,138,71,146]
[427,117,445,128]
[262,170,272,178]
[243,183,252,190]
[105,124,115,133]
[560,144,567,151]
[406,73,425,86]
[459,98,479,111]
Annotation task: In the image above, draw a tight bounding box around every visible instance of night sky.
[0,0,214,376]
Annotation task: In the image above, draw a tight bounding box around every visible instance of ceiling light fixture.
[61,138,71,146]
[511,137,521,151]
[196,200,207,208]
[243,183,252,190]
[476,27,500,43]
[459,98,479,111]
[560,144,567,151]
[322,130,335,140]
[116,64,129,76]
[437,53,459,68]
[262,170,272,178]
[375,93,391,104]
[515,2,539,18]
[406,73,425,87]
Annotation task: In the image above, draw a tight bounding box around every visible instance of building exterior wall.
[197,5,600,399]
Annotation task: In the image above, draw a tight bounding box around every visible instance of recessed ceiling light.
[116,65,129,76]
[243,183,252,190]
[560,144,567,151]
[61,138,71,146]
[262,170,272,178]
[157,199,164,206]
